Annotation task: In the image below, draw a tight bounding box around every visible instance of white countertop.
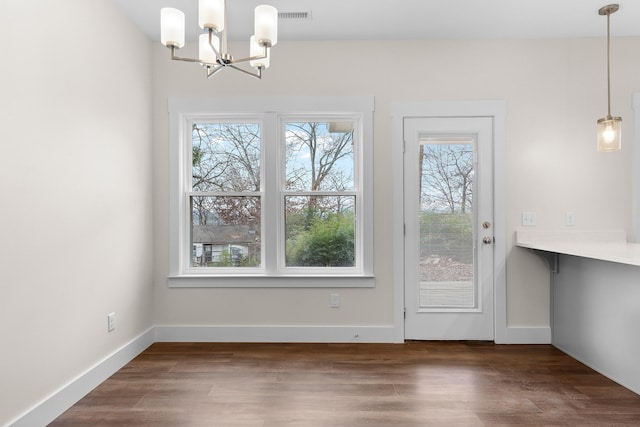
[516,230,640,267]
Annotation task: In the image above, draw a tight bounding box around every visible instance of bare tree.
[420,143,473,213]
[191,123,261,225]
[285,122,354,192]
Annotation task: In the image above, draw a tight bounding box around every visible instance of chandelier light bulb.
[160,8,185,48]
[199,0,224,31]
[199,34,219,64]
[255,5,278,46]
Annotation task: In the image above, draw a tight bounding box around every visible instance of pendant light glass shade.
[597,116,622,152]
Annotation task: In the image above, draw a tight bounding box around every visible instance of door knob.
[483,236,493,244]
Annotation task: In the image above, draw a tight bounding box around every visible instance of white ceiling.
[113,0,640,42]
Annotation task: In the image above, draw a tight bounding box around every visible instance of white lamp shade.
[254,5,278,46]
[250,36,270,69]
[597,116,622,152]
[199,0,224,31]
[160,8,185,48]
[199,34,220,64]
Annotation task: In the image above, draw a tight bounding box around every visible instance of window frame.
[167,97,375,288]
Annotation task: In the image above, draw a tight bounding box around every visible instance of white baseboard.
[155,325,551,344]
[497,326,551,344]
[154,324,401,343]
[9,328,155,427]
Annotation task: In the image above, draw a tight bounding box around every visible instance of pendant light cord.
[607,12,611,117]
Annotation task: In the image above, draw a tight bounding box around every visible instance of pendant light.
[596,4,622,152]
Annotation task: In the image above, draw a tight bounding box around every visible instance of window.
[168,97,374,287]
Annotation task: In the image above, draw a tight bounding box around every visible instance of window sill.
[167,274,376,288]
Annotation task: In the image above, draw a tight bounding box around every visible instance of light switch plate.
[107,312,116,332]
[522,211,537,226]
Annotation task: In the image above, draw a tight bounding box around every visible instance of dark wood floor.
[51,342,640,426]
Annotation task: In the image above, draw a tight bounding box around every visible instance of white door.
[404,117,494,340]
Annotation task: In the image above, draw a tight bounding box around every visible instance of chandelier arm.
[208,29,225,64]
[170,45,214,65]
[206,65,225,79]
[230,45,270,65]
[227,64,263,79]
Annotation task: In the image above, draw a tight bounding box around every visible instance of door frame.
[391,100,507,343]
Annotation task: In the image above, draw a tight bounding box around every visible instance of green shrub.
[420,212,473,263]
[286,211,355,267]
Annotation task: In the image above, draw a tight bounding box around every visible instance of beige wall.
[152,38,638,328]
[0,1,154,425]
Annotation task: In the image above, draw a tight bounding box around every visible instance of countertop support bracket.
[529,249,559,274]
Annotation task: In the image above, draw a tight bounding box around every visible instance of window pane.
[285,122,354,191]
[191,196,261,267]
[285,195,355,267]
[192,123,261,192]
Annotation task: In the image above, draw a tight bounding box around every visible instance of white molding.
[168,96,375,115]
[8,328,155,427]
[632,93,640,243]
[154,325,401,343]
[391,100,507,343]
[167,275,376,288]
[499,327,552,344]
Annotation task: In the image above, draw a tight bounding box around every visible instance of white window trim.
[167,96,375,288]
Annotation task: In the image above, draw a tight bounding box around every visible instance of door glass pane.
[419,137,475,308]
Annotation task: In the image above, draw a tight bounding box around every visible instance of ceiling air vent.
[278,11,312,21]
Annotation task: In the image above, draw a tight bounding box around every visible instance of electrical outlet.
[107,312,116,332]
[522,211,537,226]
[330,293,340,308]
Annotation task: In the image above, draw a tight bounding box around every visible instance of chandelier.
[160,0,278,79]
